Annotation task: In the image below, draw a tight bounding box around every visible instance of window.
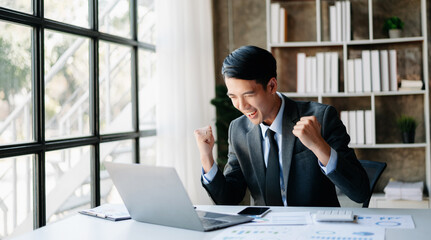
[45,0,89,28]
[99,41,133,134]
[99,0,131,38]
[0,0,156,237]
[0,21,33,145]
[45,146,92,224]
[44,31,91,139]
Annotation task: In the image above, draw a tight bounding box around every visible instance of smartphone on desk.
[237,207,271,218]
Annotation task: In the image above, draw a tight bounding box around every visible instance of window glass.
[100,140,134,204]
[45,146,92,224]
[138,49,156,130]
[0,0,32,14]
[99,0,131,38]
[138,0,156,43]
[0,21,33,145]
[0,155,34,238]
[44,30,90,140]
[139,136,156,165]
[99,41,133,134]
[45,0,89,28]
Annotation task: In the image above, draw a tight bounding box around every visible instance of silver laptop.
[104,162,253,231]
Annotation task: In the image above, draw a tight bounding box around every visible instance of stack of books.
[384,180,424,201]
[296,52,339,93]
[329,0,351,42]
[270,3,288,43]
[340,110,373,145]
[346,50,398,93]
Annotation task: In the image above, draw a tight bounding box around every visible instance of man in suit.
[194,46,370,206]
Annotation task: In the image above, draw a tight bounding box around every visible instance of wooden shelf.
[269,0,430,194]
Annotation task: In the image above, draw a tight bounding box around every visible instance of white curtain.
[155,0,216,204]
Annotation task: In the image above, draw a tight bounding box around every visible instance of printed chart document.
[245,211,312,226]
[79,204,131,221]
[213,225,309,240]
[314,214,415,229]
[308,225,384,240]
[356,215,415,229]
[213,225,384,240]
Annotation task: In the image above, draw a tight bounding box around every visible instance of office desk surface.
[12,205,431,240]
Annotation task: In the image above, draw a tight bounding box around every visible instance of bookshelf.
[266,0,430,203]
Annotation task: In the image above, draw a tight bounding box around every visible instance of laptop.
[104,162,253,231]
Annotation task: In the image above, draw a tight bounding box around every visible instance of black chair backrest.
[359,159,387,208]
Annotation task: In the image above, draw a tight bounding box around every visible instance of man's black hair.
[221,45,277,89]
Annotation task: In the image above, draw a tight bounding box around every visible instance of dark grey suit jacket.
[202,95,370,207]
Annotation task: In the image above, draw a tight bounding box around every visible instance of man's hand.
[194,125,215,173]
[292,116,331,165]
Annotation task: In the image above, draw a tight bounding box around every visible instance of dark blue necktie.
[265,129,283,206]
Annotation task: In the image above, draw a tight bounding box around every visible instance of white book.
[380,50,390,92]
[279,7,286,43]
[335,1,342,42]
[341,1,345,41]
[305,57,312,93]
[297,53,306,93]
[329,6,336,42]
[356,110,365,145]
[389,49,398,91]
[324,52,332,93]
[365,110,373,144]
[371,50,381,92]
[340,111,349,136]
[311,57,317,93]
[348,111,357,144]
[354,59,363,93]
[362,50,372,92]
[271,3,280,43]
[347,59,355,93]
[316,53,325,93]
[331,52,339,93]
[346,1,351,41]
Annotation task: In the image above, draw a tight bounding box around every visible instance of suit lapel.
[246,123,266,198]
[281,96,299,193]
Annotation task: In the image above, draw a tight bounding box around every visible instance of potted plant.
[396,115,417,143]
[383,16,404,38]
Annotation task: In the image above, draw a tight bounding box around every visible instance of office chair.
[359,159,387,208]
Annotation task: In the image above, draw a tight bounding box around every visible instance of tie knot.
[267,129,276,139]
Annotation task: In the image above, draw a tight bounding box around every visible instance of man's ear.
[268,77,277,92]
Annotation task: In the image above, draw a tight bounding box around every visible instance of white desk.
[12,205,431,240]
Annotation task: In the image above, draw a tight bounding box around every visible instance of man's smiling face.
[225,77,280,126]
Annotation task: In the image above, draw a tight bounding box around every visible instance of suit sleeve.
[201,121,247,205]
[321,105,370,203]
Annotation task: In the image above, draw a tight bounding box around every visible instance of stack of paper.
[384,180,424,201]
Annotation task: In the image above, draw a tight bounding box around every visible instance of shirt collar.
[260,92,285,137]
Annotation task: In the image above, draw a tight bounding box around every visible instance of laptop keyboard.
[201,217,228,226]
